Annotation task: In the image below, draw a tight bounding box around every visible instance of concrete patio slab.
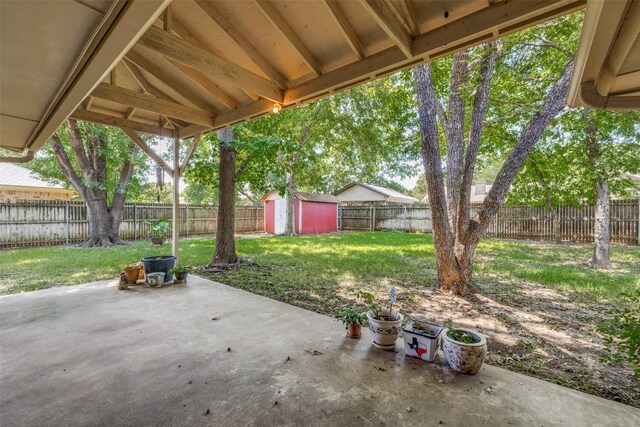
[1,276,638,427]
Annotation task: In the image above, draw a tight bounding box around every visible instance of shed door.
[274,198,286,234]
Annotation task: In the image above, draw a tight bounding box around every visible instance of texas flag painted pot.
[403,320,443,362]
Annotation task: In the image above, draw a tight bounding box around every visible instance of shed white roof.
[0,163,64,189]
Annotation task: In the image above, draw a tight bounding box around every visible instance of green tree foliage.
[28,123,150,202]
[510,109,640,206]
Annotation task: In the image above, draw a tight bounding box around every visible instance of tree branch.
[471,56,575,239]
[50,133,85,195]
[457,41,499,237]
[66,119,92,179]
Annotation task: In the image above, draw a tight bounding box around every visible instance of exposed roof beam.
[138,25,283,102]
[397,0,420,36]
[91,83,214,127]
[324,0,366,59]
[170,18,242,108]
[124,49,217,114]
[254,0,323,76]
[359,0,413,57]
[179,124,211,139]
[285,0,585,105]
[71,108,174,138]
[121,127,174,178]
[180,133,203,175]
[194,1,288,89]
[122,56,180,103]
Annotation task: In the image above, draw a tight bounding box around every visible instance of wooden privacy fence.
[339,199,639,245]
[0,200,264,248]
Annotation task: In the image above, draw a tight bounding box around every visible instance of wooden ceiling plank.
[324,0,366,59]
[121,127,174,178]
[360,0,413,58]
[138,25,283,102]
[169,60,238,110]
[124,51,217,114]
[71,108,174,138]
[125,107,136,119]
[286,0,586,105]
[254,0,323,76]
[193,1,288,89]
[91,83,214,127]
[397,0,420,36]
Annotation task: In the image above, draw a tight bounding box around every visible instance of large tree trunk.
[413,43,574,296]
[208,127,239,266]
[284,172,296,235]
[51,120,136,247]
[585,115,611,269]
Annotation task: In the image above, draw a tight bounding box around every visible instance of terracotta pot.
[136,263,145,281]
[367,309,403,351]
[346,323,362,339]
[441,328,487,375]
[123,266,141,284]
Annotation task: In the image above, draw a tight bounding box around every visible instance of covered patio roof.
[2,0,592,161]
[567,0,640,109]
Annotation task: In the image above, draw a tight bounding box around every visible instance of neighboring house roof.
[421,181,492,204]
[334,182,419,204]
[0,163,66,189]
[260,190,340,204]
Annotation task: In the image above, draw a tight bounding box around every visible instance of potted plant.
[149,218,169,245]
[335,305,367,338]
[123,264,141,284]
[359,290,403,351]
[403,320,443,362]
[441,327,487,374]
[141,255,176,282]
[169,265,190,283]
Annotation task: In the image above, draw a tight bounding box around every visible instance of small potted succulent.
[441,327,487,375]
[359,289,403,351]
[169,265,190,283]
[149,218,169,245]
[335,305,367,338]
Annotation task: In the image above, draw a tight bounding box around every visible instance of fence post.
[372,206,376,231]
[65,202,70,245]
[185,205,189,238]
[133,205,138,241]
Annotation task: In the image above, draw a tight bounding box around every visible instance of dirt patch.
[201,266,639,407]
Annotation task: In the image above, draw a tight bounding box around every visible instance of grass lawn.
[1,232,639,406]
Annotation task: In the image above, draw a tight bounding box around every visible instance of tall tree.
[413,14,580,296]
[209,127,239,266]
[40,120,142,247]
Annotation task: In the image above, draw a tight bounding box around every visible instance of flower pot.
[146,272,165,287]
[151,237,164,246]
[403,320,442,362]
[123,266,141,284]
[175,272,188,281]
[367,309,403,351]
[141,255,176,282]
[346,323,362,339]
[441,328,487,375]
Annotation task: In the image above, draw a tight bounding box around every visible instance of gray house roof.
[0,163,64,189]
[334,182,418,204]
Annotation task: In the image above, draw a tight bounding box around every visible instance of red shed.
[261,191,340,235]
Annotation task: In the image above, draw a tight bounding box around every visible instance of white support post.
[172,131,180,263]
